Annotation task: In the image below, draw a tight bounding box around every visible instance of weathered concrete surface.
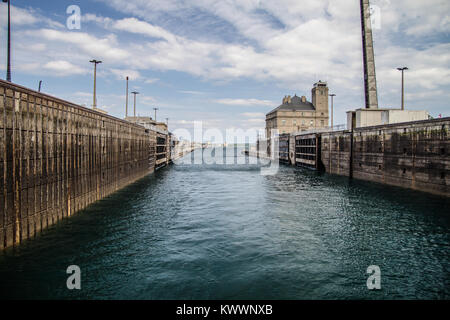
[360,0,379,109]
[0,80,159,250]
[320,118,449,197]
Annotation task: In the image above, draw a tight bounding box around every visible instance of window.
[282,120,286,126]
[293,120,297,125]
[310,120,314,125]
[321,120,324,126]
[302,120,305,125]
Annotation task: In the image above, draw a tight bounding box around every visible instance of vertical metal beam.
[93,64,97,108]
[125,77,129,118]
[360,0,379,109]
[5,0,12,82]
[2,93,6,248]
[401,70,404,110]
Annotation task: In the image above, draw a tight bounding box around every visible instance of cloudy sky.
[0,0,449,139]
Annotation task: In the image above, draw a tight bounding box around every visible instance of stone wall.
[320,118,449,196]
[320,131,352,177]
[0,80,156,250]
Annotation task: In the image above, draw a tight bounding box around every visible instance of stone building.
[266,81,329,138]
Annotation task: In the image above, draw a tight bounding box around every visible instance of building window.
[293,120,297,125]
[310,120,314,125]
[321,120,324,126]
[302,120,305,125]
[282,120,286,126]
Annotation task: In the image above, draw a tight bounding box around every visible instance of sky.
[0,0,449,141]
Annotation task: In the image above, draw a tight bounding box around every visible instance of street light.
[153,107,159,122]
[397,67,408,110]
[89,59,102,109]
[125,76,129,118]
[329,94,336,129]
[131,91,139,118]
[2,0,11,82]
[166,117,169,128]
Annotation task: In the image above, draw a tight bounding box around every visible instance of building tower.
[360,0,379,109]
[312,81,329,115]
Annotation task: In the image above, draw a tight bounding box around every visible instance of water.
[0,149,449,300]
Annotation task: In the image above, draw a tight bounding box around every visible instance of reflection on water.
[0,148,449,299]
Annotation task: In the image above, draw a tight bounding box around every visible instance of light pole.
[329,94,336,129]
[125,76,129,118]
[89,59,102,109]
[38,80,42,92]
[3,0,11,82]
[153,107,159,122]
[166,117,169,128]
[131,91,139,118]
[397,67,408,111]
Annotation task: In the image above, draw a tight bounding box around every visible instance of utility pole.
[360,0,379,109]
[3,0,12,82]
[125,76,129,118]
[131,91,139,118]
[329,94,336,129]
[153,107,159,122]
[397,67,408,110]
[89,59,102,109]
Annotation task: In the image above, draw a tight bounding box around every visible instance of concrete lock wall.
[321,131,353,177]
[319,118,449,197]
[0,80,158,250]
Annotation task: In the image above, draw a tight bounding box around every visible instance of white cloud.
[145,78,159,84]
[30,29,129,61]
[3,0,450,124]
[139,96,157,106]
[247,118,265,123]
[43,60,87,76]
[0,4,64,29]
[241,112,265,118]
[110,69,141,80]
[74,91,92,98]
[179,90,205,95]
[82,13,114,28]
[113,17,176,42]
[214,98,275,107]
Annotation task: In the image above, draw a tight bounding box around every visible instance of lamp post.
[329,94,336,129]
[131,91,139,118]
[166,117,169,128]
[89,59,102,109]
[38,80,42,92]
[397,67,408,110]
[153,107,159,122]
[125,76,129,118]
[2,0,11,82]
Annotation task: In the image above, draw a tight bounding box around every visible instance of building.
[266,81,330,139]
[346,109,430,130]
[125,116,168,133]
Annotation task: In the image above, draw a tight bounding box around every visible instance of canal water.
[0,149,449,300]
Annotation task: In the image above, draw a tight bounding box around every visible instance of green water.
[0,149,449,299]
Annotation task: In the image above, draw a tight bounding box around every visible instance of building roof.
[268,95,316,114]
[267,94,315,115]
